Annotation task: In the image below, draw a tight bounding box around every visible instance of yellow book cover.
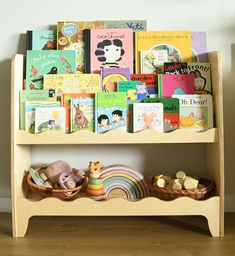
[43,74,101,97]
[135,31,192,74]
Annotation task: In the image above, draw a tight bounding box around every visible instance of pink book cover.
[85,28,133,74]
[159,74,195,97]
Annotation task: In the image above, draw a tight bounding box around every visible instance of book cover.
[35,107,66,134]
[57,21,105,73]
[85,28,134,73]
[44,73,101,97]
[140,49,169,74]
[172,94,213,131]
[187,62,211,94]
[25,101,60,133]
[135,31,192,73]
[70,96,95,132]
[101,68,130,92]
[26,30,56,51]
[143,98,180,132]
[104,20,147,31]
[19,89,56,130]
[130,74,158,96]
[191,32,208,62]
[26,50,76,90]
[126,99,142,133]
[163,62,188,74]
[133,103,164,132]
[95,92,127,133]
[158,74,195,98]
[117,81,148,100]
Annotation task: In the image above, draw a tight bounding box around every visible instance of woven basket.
[148,177,215,201]
[27,168,88,200]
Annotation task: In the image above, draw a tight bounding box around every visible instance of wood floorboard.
[0,213,235,256]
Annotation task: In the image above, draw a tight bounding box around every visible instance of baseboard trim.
[0,197,11,212]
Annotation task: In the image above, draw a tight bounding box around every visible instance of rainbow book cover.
[117,81,147,100]
[26,50,76,90]
[85,28,134,74]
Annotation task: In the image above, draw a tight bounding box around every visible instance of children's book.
[158,73,195,97]
[140,49,168,74]
[143,98,180,132]
[101,68,130,92]
[26,50,76,90]
[84,28,134,73]
[117,81,147,100]
[25,101,60,133]
[191,32,208,62]
[70,96,95,132]
[130,74,158,96]
[26,30,56,51]
[44,73,101,97]
[133,103,164,133]
[163,62,188,74]
[57,21,105,73]
[172,94,213,131]
[35,107,66,134]
[104,20,147,31]
[187,62,211,94]
[126,99,142,133]
[135,31,192,73]
[95,92,127,133]
[19,89,56,130]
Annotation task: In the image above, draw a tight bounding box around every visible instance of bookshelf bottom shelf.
[13,196,220,238]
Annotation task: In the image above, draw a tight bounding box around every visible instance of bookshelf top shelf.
[15,128,218,145]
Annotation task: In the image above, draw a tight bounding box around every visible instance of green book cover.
[19,90,56,130]
[104,20,147,31]
[26,50,76,90]
[117,81,147,100]
[158,74,163,97]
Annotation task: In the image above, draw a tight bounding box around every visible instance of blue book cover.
[26,30,56,50]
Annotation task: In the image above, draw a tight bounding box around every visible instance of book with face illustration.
[84,28,134,74]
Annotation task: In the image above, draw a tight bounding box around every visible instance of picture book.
[158,73,195,98]
[126,99,142,133]
[35,107,66,134]
[172,94,213,131]
[61,93,94,133]
[84,28,134,73]
[143,98,180,132]
[44,73,101,97]
[70,97,95,132]
[26,30,56,51]
[140,49,168,74]
[19,89,56,130]
[135,31,192,73]
[26,50,76,90]
[95,92,127,133]
[57,21,105,73]
[117,81,147,100]
[130,74,158,96]
[163,62,188,74]
[25,101,60,133]
[104,20,147,31]
[187,62,211,94]
[101,68,130,92]
[191,32,208,62]
[133,103,164,133]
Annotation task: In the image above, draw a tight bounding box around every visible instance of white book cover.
[133,103,164,132]
[172,94,213,131]
[35,107,66,133]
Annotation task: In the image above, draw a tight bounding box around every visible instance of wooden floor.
[0,213,235,256]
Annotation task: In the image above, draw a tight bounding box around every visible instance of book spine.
[26,31,33,51]
[134,32,139,74]
[84,29,91,74]
[158,74,163,97]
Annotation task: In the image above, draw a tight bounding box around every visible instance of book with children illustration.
[84,28,134,74]
[117,81,148,100]
[133,103,164,133]
[172,94,213,131]
[158,73,195,98]
[70,96,95,133]
[26,50,76,90]
[35,107,66,134]
[44,73,101,97]
[95,92,127,133]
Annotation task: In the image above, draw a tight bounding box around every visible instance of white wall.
[0,0,235,212]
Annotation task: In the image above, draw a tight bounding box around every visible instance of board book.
[26,50,76,90]
[117,81,147,100]
[127,99,142,133]
[163,62,188,74]
[104,20,147,31]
